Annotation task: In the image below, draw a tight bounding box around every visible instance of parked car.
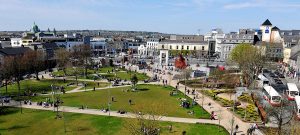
[274,71,285,78]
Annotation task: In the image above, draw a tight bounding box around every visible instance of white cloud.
[224,0,300,9]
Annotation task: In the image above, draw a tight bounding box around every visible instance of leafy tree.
[109,59,114,67]
[131,74,138,90]
[230,44,265,86]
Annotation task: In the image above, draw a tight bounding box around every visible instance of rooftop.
[262,19,272,26]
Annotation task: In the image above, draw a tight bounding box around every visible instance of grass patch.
[32,84,210,118]
[0,79,78,95]
[0,107,228,135]
[52,66,149,81]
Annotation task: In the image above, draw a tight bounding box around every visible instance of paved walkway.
[129,65,264,135]
[5,101,220,125]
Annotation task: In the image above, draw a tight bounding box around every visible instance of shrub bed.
[201,90,234,107]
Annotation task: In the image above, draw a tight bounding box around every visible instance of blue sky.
[0,0,300,34]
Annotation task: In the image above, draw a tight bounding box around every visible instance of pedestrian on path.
[168,124,172,133]
[129,99,132,105]
[93,87,96,91]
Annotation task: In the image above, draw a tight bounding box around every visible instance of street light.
[107,85,111,116]
[51,84,55,111]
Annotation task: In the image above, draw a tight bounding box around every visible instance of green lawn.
[32,84,210,119]
[0,107,228,135]
[52,68,96,77]
[52,66,149,81]
[0,79,78,95]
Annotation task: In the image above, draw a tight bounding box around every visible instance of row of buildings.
[1,20,300,72]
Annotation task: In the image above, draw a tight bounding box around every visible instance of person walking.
[168,124,172,133]
[129,99,132,105]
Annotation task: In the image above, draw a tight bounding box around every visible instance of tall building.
[260,19,272,42]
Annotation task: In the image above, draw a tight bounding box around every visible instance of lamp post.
[230,90,237,135]
[51,84,55,111]
[108,85,111,116]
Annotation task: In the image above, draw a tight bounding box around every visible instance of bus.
[295,96,300,120]
[286,83,299,101]
[263,86,282,106]
[258,74,269,87]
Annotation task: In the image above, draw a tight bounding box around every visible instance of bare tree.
[70,45,91,84]
[5,56,25,113]
[73,44,92,78]
[23,50,45,80]
[0,61,12,94]
[265,98,294,135]
[125,103,166,135]
[55,48,70,77]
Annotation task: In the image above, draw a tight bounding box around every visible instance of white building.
[11,38,22,47]
[138,38,159,56]
[157,40,209,57]
[55,40,83,52]
[204,28,225,54]
[90,37,107,56]
[138,44,147,56]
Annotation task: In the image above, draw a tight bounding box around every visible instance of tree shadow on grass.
[0,107,19,116]
[136,88,149,91]
[0,125,29,131]
[65,127,90,133]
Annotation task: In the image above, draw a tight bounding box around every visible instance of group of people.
[140,126,160,135]
[23,100,32,105]
[180,98,191,109]
[247,123,258,135]
[162,79,168,86]
[1,97,11,104]
[186,89,196,95]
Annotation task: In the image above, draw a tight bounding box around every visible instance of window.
[176,46,178,50]
[194,46,196,50]
[181,46,184,50]
[202,46,205,50]
[229,47,231,51]
[170,46,172,49]
[162,45,164,49]
[187,46,189,50]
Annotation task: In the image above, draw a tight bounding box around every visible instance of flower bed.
[231,104,260,122]
[238,92,254,104]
